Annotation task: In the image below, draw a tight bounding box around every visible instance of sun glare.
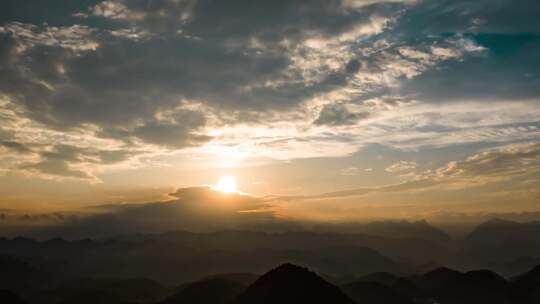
[215,176,237,193]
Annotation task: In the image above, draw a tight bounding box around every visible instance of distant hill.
[406,267,512,304]
[391,277,422,299]
[33,277,171,304]
[434,270,509,304]
[504,256,540,277]
[234,264,354,304]
[466,219,540,246]
[0,231,442,284]
[292,245,402,275]
[313,220,451,243]
[161,278,246,304]
[58,290,121,304]
[353,271,399,285]
[0,255,53,294]
[202,273,259,286]
[342,281,414,304]
[464,219,540,263]
[411,267,466,292]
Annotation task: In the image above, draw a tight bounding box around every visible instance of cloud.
[436,142,540,181]
[0,22,98,52]
[0,0,405,178]
[314,104,370,126]
[385,161,417,173]
[91,0,146,21]
[277,142,540,203]
[18,144,98,181]
[1,141,33,154]
[0,0,406,142]
[0,186,277,238]
[340,166,360,176]
[108,27,152,41]
[339,166,373,176]
[132,109,211,148]
[21,159,96,181]
[15,144,141,181]
[169,186,270,213]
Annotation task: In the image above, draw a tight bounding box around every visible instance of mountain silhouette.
[464,219,540,262]
[161,277,246,304]
[203,273,259,286]
[433,270,510,304]
[0,290,27,304]
[234,263,354,304]
[354,271,399,285]
[0,255,53,295]
[313,220,451,243]
[504,256,540,277]
[342,281,414,304]
[0,231,442,284]
[41,277,170,304]
[0,225,539,304]
[391,277,423,299]
[510,264,540,304]
[58,290,121,304]
[0,256,539,304]
[412,267,465,292]
[298,245,403,275]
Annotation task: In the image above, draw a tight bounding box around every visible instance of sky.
[0,0,539,236]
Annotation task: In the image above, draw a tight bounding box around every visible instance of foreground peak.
[234,263,354,304]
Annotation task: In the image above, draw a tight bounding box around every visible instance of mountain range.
[0,219,539,303]
[2,262,540,304]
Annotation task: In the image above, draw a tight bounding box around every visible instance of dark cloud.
[97,149,138,164]
[132,109,211,148]
[0,0,407,152]
[345,59,361,74]
[314,104,370,126]
[1,0,101,26]
[16,144,142,180]
[39,145,86,163]
[89,0,396,39]
[1,141,33,154]
[20,159,95,180]
[17,144,96,180]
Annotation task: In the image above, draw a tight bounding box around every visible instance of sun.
[215,176,237,193]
